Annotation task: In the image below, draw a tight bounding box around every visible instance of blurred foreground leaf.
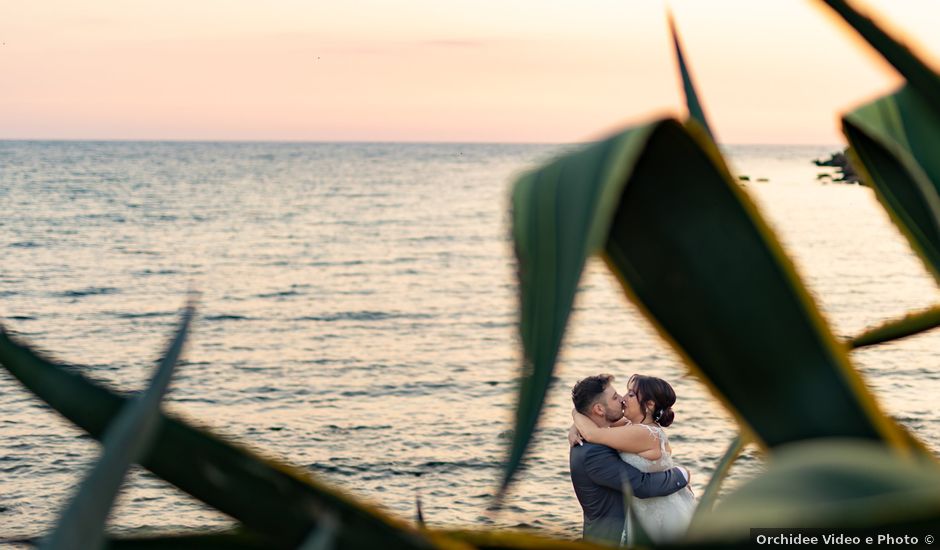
[0,329,464,550]
[106,530,278,549]
[850,306,940,349]
[819,0,940,109]
[438,530,613,550]
[843,87,940,283]
[299,513,339,550]
[44,303,194,550]
[622,476,653,547]
[669,12,714,140]
[695,434,747,514]
[688,439,940,543]
[820,0,940,282]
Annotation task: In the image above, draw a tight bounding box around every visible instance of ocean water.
[0,141,937,542]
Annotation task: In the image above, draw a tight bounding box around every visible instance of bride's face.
[623,383,644,424]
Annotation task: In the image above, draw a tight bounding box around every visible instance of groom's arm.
[583,445,688,499]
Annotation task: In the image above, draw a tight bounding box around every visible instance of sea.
[0,141,938,542]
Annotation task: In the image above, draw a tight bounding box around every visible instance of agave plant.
[2,1,940,548]
[1,310,623,549]
[819,0,940,347]
[502,0,940,544]
[42,302,194,550]
[0,322,469,550]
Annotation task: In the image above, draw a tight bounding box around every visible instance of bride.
[571,374,695,544]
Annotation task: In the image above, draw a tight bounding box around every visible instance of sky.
[1,0,939,144]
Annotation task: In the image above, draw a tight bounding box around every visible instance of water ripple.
[55,287,120,298]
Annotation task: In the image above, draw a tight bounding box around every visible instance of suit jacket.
[570,442,688,545]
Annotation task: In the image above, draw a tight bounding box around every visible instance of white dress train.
[619,424,696,545]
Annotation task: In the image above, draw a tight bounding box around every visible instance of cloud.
[421,39,485,48]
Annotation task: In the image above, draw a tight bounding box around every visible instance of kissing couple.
[568,374,696,546]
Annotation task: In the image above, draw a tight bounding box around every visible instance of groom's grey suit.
[570,442,688,545]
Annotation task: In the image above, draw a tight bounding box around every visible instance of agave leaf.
[688,439,940,542]
[695,434,747,515]
[441,529,769,550]
[105,529,280,549]
[668,12,714,140]
[44,303,194,550]
[621,476,653,547]
[438,530,613,550]
[116,529,627,550]
[298,513,339,550]
[0,330,462,550]
[502,125,654,496]
[819,0,940,111]
[842,86,940,282]
[821,0,940,282]
[504,117,921,493]
[850,305,940,349]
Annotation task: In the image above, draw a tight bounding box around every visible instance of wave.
[296,311,434,322]
[56,287,120,298]
[325,424,393,431]
[108,311,175,319]
[133,268,179,276]
[305,457,500,479]
[255,290,303,299]
[202,314,253,322]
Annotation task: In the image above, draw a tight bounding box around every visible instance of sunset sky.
[2,0,939,144]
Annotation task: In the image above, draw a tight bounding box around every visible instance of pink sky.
[1,0,938,143]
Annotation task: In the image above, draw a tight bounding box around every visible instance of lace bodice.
[618,423,674,472]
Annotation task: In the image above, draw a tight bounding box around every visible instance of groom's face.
[599,384,625,422]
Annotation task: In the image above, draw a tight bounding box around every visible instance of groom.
[569,374,689,545]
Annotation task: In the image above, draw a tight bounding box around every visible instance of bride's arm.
[610,417,630,427]
[572,411,656,454]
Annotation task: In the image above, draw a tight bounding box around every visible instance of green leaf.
[44,303,195,550]
[437,530,614,550]
[695,435,747,514]
[298,513,339,550]
[842,86,940,282]
[688,439,940,543]
[821,0,940,282]
[0,330,458,550]
[504,117,922,493]
[105,529,280,549]
[621,476,653,547]
[819,0,940,111]
[668,12,714,140]
[850,305,940,349]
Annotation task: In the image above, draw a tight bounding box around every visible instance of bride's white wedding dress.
[619,424,696,545]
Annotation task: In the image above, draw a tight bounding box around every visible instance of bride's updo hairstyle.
[629,374,677,427]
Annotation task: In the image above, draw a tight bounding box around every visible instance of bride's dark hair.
[629,374,677,427]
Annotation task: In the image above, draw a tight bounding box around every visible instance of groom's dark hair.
[572,374,614,415]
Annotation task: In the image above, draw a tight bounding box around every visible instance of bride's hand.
[677,466,693,494]
[567,424,584,447]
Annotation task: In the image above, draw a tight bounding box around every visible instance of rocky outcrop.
[814,150,862,184]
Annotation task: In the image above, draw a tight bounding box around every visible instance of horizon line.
[0,137,845,148]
